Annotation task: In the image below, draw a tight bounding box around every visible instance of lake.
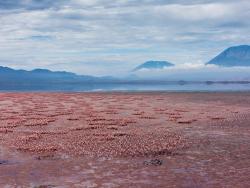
[1,82,250,92]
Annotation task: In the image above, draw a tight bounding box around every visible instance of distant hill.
[0,66,117,88]
[133,61,174,71]
[0,66,95,81]
[207,45,250,67]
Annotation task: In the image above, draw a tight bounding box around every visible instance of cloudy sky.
[0,0,250,76]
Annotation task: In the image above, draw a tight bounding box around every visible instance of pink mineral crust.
[0,92,250,187]
[0,93,188,157]
[0,92,248,155]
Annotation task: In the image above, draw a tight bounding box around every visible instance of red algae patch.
[177,119,197,124]
[0,128,13,133]
[210,116,226,120]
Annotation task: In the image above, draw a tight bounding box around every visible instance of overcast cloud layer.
[0,0,250,76]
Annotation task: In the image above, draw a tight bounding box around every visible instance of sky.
[0,0,250,76]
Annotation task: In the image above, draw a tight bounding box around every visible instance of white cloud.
[0,0,249,76]
[134,65,250,81]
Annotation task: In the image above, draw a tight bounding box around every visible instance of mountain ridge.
[207,45,250,67]
[0,66,116,84]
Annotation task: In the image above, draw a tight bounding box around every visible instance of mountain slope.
[133,61,174,71]
[0,66,114,84]
[206,45,250,67]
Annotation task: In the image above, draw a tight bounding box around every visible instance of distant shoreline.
[0,81,250,92]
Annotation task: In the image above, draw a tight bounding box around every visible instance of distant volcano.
[207,45,250,67]
[133,61,174,71]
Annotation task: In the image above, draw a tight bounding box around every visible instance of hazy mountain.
[133,61,174,71]
[207,45,250,67]
[0,66,117,87]
[0,66,93,81]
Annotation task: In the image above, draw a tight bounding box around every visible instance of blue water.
[1,82,250,92]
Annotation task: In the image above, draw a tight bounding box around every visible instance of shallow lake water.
[1,82,250,92]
